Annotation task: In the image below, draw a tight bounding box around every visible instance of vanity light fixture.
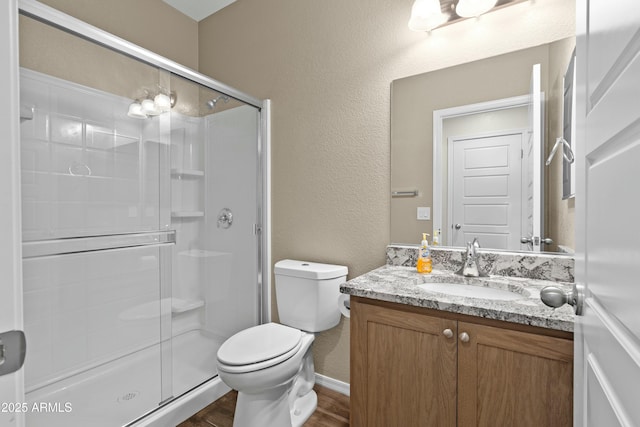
[409,0,527,32]
[127,91,176,119]
[408,0,449,32]
[456,0,498,18]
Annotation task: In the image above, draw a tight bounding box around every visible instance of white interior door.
[449,132,523,250]
[524,63,544,252]
[0,1,26,426]
[573,0,640,425]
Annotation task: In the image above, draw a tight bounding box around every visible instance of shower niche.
[19,11,263,427]
[171,122,205,218]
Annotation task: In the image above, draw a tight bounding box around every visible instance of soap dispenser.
[433,229,440,246]
[417,233,432,274]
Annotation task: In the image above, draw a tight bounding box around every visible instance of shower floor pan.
[25,329,221,427]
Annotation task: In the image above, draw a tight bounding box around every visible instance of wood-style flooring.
[178,384,350,427]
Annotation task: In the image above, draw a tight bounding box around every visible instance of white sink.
[417,282,525,301]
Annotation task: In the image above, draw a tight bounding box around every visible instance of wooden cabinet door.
[351,300,457,427]
[457,322,573,427]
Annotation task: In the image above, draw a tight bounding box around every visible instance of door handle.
[454,224,462,230]
[0,330,26,376]
[540,283,585,315]
[522,236,553,245]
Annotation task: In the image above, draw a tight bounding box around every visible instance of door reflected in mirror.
[391,37,576,254]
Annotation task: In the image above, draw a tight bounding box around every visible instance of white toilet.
[216,259,348,427]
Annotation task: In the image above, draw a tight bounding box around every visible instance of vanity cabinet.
[350,297,573,427]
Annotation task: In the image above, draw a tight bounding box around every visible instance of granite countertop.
[340,265,575,332]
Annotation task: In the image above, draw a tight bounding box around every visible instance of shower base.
[25,329,222,427]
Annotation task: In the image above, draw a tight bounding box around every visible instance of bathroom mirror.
[391,37,576,254]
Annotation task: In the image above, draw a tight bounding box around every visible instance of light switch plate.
[417,207,431,220]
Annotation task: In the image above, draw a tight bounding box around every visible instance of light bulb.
[127,102,146,119]
[408,0,448,32]
[154,93,171,113]
[141,98,161,116]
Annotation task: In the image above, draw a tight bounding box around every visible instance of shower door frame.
[0,0,26,423]
[2,0,271,424]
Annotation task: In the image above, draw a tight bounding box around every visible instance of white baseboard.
[315,373,350,396]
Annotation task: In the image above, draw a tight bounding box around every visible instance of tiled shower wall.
[20,69,168,392]
[20,69,164,242]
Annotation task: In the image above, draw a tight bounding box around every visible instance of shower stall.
[11,1,269,426]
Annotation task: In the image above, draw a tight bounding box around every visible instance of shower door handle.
[0,330,26,376]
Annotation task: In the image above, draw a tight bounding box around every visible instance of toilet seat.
[217,323,303,374]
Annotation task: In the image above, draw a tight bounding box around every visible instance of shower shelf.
[119,297,205,321]
[171,211,204,218]
[178,249,229,258]
[171,298,205,314]
[171,168,204,177]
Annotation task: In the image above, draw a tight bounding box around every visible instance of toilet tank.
[274,260,348,332]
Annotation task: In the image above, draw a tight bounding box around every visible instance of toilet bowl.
[217,323,315,427]
[216,260,348,427]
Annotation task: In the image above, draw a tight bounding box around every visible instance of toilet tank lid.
[274,260,348,280]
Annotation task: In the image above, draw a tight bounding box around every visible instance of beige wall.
[20,16,214,120]
[20,1,201,119]
[37,0,199,70]
[198,0,575,382]
[29,0,200,115]
[20,15,163,102]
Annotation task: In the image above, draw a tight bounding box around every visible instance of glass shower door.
[17,5,266,425]
[167,73,261,398]
[19,14,172,426]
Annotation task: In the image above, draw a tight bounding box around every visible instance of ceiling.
[162,0,236,22]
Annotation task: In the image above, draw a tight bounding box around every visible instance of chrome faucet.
[456,238,488,277]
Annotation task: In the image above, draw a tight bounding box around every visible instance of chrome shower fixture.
[206,95,230,109]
